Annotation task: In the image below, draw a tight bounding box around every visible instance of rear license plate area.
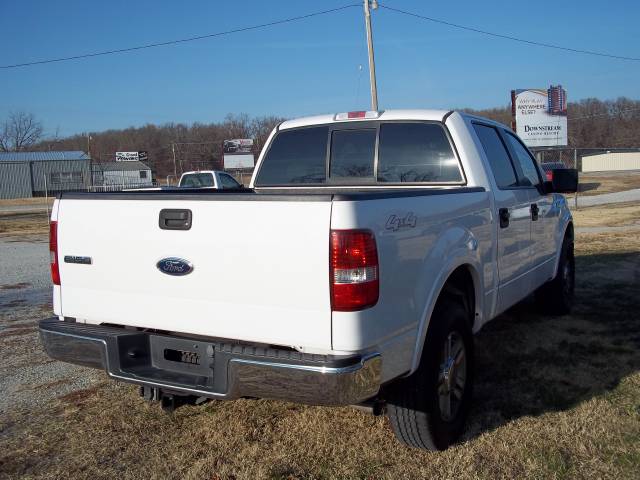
[164,348,200,366]
[150,335,211,376]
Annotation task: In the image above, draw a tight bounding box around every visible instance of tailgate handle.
[159,209,192,230]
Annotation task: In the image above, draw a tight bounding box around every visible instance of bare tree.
[0,111,44,152]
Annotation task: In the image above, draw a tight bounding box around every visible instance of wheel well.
[440,265,476,330]
[565,221,574,242]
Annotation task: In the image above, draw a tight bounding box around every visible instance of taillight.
[546,171,553,181]
[330,230,379,311]
[49,220,60,285]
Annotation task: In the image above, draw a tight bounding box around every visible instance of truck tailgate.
[56,197,332,350]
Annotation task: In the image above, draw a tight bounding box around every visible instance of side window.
[329,129,376,182]
[219,174,240,189]
[472,124,518,189]
[503,132,541,187]
[377,123,462,183]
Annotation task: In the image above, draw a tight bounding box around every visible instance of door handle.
[531,203,539,221]
[159,209,192,230]
[498,208,510,228]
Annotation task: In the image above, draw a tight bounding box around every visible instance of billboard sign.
[223,139,253,154]
[223,138,254,169]
[116,151,147,162]
[511,85,568,147]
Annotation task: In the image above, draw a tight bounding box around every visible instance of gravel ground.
[0,234,101,415]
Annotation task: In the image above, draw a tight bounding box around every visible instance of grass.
[578,172,640,196]
[572,202,640,227]
[0,197,54,207]
[0,205,638,479]
[0,213,49,237]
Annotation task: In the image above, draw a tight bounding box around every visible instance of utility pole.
[171,142,177,180]
[363,0,379,111]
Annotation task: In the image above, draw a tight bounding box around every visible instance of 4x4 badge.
[386,212,417,232]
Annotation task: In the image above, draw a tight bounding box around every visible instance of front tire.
[536,234,575,315]
[386,298,474,450]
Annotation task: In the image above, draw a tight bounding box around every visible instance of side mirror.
[549,168,578,193]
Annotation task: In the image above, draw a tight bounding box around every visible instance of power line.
[0,4,359,70]
[377,3,640,62]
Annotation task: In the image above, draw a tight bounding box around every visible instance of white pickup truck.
[40,109,578,450]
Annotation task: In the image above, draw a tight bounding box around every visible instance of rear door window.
[472,124,519,189]
[219,173,241,189]
[255,126,328,186]
[377,123,462,183]
[329,129,376,182]
[503,132,541,187]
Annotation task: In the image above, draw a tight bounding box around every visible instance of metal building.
[0,151,90,199]
[582,150,640,173]
[91,161,153,189]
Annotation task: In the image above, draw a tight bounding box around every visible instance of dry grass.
[0,213,49,237]
[572,202,640,228]
[578,173,640,196]
[0,207,638,479]
[0,197,54,207]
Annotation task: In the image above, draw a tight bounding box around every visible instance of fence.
[533,147,640,172]
[228,170,254,186]
[87,181,159,192]
[532,147,640,208]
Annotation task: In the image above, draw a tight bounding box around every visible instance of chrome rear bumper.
[39,318,381,406]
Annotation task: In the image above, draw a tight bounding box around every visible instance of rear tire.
[386,298,474,451]
[536,234,575,315]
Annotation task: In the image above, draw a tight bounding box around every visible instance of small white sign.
[116,152,140,162]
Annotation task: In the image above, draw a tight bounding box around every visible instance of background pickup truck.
[40,109,578,450]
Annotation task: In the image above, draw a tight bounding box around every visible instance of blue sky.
[1,0,638,137]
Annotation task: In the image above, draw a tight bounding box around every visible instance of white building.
[92,161,153,188]
[582,151,640,173]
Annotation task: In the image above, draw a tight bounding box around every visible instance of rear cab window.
[378,123,461,183]
[254,122,464,187]
[180,173,215,188]
[330,129,376,183]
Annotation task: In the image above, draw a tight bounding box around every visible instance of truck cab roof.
[279,109,509,131]
[279,109,452,130]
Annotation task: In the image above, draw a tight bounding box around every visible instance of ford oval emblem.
[157,257,194,276]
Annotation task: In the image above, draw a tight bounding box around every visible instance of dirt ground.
[0,204,638,479]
